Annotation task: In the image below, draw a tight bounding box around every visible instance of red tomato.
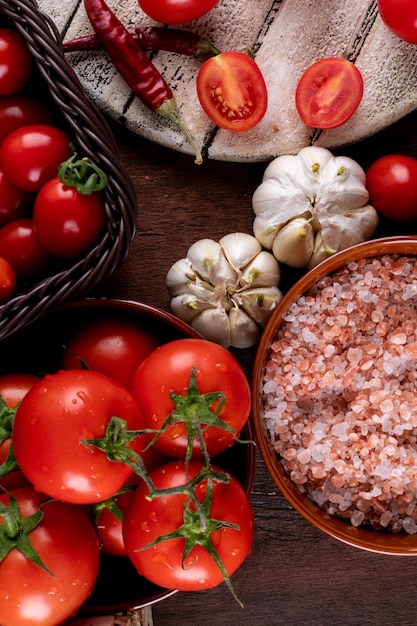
[0,373,41,490]
[0,169,33,227]
[0,29,32,95]
[295,57,364,129]
[95,487,136,557]
[366,154,417,221]
[12,370,147,504]
[138,0,219,24]
[0,487,100,626]
[0,218,50,280]
[196,51,268,132]
[123,459,254,592]
[377,0,417,45]
[0,94,54,144]
[0,124,72,192]
[130,338,251,459]
[33,178,106,259]
[61,316,159,388]
[0,256,16,303]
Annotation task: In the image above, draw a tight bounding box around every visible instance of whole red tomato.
[377,0,417,45]
[0,487,100,626]
[12,369,147,504]
[0,94,54,144]
[130,338,251,459]
[138,0,219,24]
[197,51,268,132]
[0,218,50,280]
[0,29,32,95]
[33,178,106,259]
[61,316,159,388]
[0,170,33,228]
[0,124,72,192]
[0,256,16,304]
[123,459,254,592]
[0,373,41,490]
[366,154,417,221]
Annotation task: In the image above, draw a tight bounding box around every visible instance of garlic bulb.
[166,232,282,349]
[252,146,379,268]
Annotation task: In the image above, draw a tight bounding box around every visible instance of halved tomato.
[196,51,268,132]
[295,57,364,130]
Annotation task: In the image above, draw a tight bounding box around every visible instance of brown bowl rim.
[252,236,417,555]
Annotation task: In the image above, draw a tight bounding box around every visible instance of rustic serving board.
[37,0,417,162]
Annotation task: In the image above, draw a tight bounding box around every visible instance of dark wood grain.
[92,110,417,626]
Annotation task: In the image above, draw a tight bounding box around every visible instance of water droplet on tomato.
[152,551,173,570]
[48,587,58,596]
[140,521,150,532]
[214,361,227,372]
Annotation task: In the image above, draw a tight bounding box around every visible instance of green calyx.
[137,471,243,607]
[0,492,53,575]
[58,151,108,195]
[0,397,18,477]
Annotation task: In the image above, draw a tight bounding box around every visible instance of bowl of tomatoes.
[0,298,255,622]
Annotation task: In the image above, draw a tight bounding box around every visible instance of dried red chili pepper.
[63,26,220,59]
[83,0,202,164]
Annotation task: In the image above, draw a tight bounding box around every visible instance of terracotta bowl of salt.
[252,236,417,554]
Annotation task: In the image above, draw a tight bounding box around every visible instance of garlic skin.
[252,146,379,268]
[166,233,282,349]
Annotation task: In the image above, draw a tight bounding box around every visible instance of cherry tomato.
[138,0,219,24]
[123,459,254,592]
[377,0,417,45]
[0,94,54,144]
[33,178,106,260]
[130,338,251,459]
[0,169,33,227]
[0,373,42,490]
[0,218,50,280]
[196,51,268,132]
[295,57,364,129]
[0,256,16,304]
[12,370,147,504]
[0,124,72,192]
[0,487,100,626]
[0,29,32,95]
[95,487,136,557]
[366,154,417,221]
[61,316,159,388]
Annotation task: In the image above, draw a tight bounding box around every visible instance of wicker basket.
[0,0,137,341]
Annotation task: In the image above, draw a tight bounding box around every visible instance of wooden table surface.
[90,110,417,626]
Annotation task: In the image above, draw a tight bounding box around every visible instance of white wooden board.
[37,0,417,162]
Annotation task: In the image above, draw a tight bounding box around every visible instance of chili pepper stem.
[158,98,203,165]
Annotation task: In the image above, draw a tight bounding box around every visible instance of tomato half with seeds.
[0,487,100,626]
[123,460,254,592]
[12,369,147,504]
[196,51,268,132]
[295,57,364,129]
[138,0,219,24]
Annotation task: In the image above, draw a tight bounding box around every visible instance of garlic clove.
[234,286,283,325]
[240,251,281,287]
[170,293,214,324]
[253,215,281,250]
[219,232,262,273]
[229,307,260,349]
[307,232,336,269]
[187,238,237,287]
[319,204,379,252]
[190,307,232,348]
[166,257,197,296]
[271,217,314,267]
